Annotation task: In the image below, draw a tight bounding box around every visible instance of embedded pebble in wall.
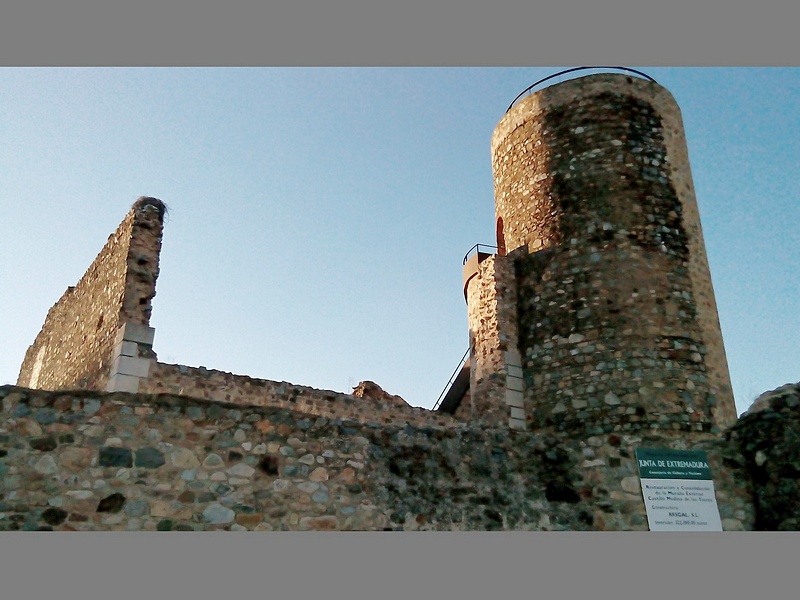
[297,482,319,493]
[298,454,315,465]
[309,467,329,482]
[134,448,165,468]
[226,463,255,478]
[201,503,236,524]
[170,448,199,469]
[272,479,291,492]
[202,454,225,469]
[34,455,58,474]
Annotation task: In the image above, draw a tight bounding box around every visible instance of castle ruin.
[3,70,798,531]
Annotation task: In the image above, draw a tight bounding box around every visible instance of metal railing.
[506,66,658,113]
[433,347,470,411]
[463,243,498,265]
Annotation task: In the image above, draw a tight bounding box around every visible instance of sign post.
[635,448,723,531]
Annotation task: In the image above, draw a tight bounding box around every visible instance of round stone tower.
[487,71,736,435]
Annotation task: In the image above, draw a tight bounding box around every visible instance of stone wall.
[6,74,779,532]
[465,254,526,429]
[4,382,793,532]
[17,198,164,392]
[726,383,800,530]
[488,74,736,436]
[139,362,457,430]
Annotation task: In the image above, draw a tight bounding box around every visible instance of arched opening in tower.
[496,217,506,256]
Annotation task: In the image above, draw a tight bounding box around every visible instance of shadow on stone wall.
[726,383,800,530]
[0,382,796,531]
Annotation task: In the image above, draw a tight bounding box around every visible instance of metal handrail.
[463,243,498,265]
[433,347,470,411]
[506,66,658,113]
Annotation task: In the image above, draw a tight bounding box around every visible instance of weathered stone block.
[106,374,140,393]
[118,341,139,358]
[116,323,155,346]
[30,436,57,452]
[507,377,524,392]
[202,503,235,524]
[112,356,151,379]
[99,446,133,468]
[134,447,165,469]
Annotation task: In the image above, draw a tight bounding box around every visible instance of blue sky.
[1,67,797,416]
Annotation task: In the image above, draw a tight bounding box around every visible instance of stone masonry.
[6,71,795,531]
[5,382,795,531]
[139,362,456,430]
[472,73,737,439]
[17,197,164,393]
[464,253,526,430]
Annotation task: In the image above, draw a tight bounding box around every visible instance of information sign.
[635,448,723,531]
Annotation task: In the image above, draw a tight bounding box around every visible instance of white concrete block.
[505,389,524,408]
[119,341,139,357]
[106,374,140,393]
[506,376,524,392]
[503,350,522,368]
[115,322,155,346]
[508,417,526,431]
[112,355,151,378]
[510,407,526,420]
[507,364,523,379]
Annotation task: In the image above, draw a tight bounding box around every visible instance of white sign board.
[635,448,723,531]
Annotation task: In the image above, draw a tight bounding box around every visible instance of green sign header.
[635,448,713,480]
